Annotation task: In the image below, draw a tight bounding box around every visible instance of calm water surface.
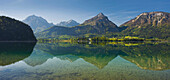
[0,42,169,80]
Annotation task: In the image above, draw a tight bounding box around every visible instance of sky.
[0,0,170,26]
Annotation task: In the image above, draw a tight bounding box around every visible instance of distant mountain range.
[35,13,120,38]
[35,12,170,40]
[56,20,79,27]
[23,15,80,33]
[0,11,169,41]
[23,15,54,33]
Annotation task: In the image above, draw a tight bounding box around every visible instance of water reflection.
[0,42,169,80]
[0,42,36,66]
[119,43,170,70]
[25,42,170,70]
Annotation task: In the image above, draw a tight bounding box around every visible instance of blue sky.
[0,0,170,25]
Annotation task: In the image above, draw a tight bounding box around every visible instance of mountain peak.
[83,13,114,26]
[26,15,45,20]
[68,19,74,21]
[81,13,119,32]
[125,11,170,26]
[68,19,76,23]
[30,15,37,17]
[27,15,39,18]
[23,15,54,33]
[97,13,105,17]
[138,11,167,17]
[56,20,79,27]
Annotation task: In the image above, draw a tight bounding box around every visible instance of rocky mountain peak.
[81,13,119,32]
[68,19,77,23]
[119,11,170,39]
[97,13,105,17]
[137,12,166,18]
[24,15,47,23]
[121,11,170,27]
[83,13,111,25]
[56,19,79,27]
[23,15,54,33]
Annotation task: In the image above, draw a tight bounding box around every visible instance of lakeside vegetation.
[37,36,167,44]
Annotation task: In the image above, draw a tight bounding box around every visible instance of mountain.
[36,13,119,38]
[78,13,119,33]
[56,20,79,27]
[23,15,54,33]
[0,16,37,41]
[120,11,170,39]
[83,13,118,29]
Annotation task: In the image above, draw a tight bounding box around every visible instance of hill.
[0,16,37,41]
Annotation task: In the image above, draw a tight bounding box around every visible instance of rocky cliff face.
[120,12,170,27]
[0,16,37,41]
[120,12,170,39]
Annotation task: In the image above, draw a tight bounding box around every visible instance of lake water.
[0,42,169,80]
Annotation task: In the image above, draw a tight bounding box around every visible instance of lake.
[0,42,169,80]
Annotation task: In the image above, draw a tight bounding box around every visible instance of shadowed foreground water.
[0,42,169,80]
